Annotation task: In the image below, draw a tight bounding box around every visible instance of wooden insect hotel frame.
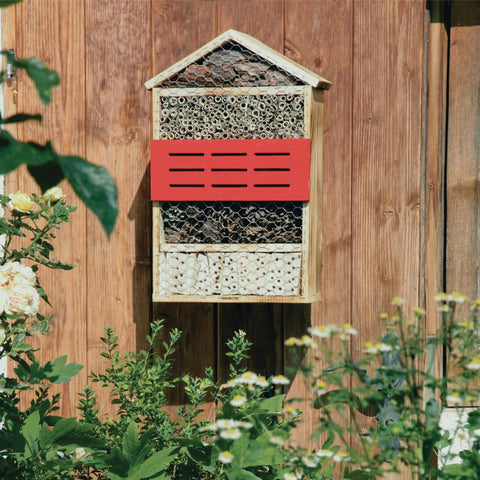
[146,29,330,303]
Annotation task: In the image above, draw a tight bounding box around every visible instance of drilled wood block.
[155,251,302,297]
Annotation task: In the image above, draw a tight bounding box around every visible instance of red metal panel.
[150,139,311,201]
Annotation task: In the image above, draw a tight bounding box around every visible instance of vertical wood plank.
[217,0,284,49]
[1,3,17,137]
[352,4,426,475]
[217,304,283,382]
[154,303,216,406]
[151,0,218,75]
[445,2,480,406]
[352,0,425,337]
[7,0,87,417]
[284,0,353,450]
[151,0,218,405]
[424,1,448,332]
[85,0,152,416]
[216,0,286,386]
[446,2,480,299]
[424,2,449,401]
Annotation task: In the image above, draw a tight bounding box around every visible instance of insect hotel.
[146,29,330,303]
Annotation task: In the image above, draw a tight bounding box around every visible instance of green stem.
[348,401,374,471]
[19,220,53,260]
[2,232,13,263]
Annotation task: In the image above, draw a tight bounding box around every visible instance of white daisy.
[218,451,234,464]
[269,435,285,446]
[309,325,335,338]
[302,454,319,468]
[446,392,464,405]
[466,358,480,370]
[219,428,242,440]
[272,375,290,385]
[333,452,350,462]
[313,380,327,395]
[230,395,247,407]
[342,323,358,335]
[316,449,334,458]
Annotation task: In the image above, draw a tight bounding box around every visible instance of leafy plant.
[285,295,480,480]
[0,2,117,235]
[0,191,100,479]
[75,327,341,480]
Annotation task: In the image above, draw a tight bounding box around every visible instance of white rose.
[7,191,33,213]
[0,326,6,344]
[0,269,9,288]
[5,284,40,317]
[0,262,36,287]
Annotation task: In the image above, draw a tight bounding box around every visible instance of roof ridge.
[145,29,331,90]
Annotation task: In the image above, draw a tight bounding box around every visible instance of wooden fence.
[3,0,477,452]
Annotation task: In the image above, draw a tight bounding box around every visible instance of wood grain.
[283,0,353,450]
[217,0,284,50]
[8,0,87,417]
[445,1,480,407]
[424,2,449,404]
[446,2,480,299]
[352,0,425,331]
[151,0,218,76]
[154,303,217,404]
[1,3,17,135]
[85,0,152,416]
[352,3,425,475]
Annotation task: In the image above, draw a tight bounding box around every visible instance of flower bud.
[43,186,66,203]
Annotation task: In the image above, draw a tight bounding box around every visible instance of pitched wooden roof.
[145,29,331,90]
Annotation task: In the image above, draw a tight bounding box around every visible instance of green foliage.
[0,127,118,236]
[0,28,117,235]
[5,203,480,480]
[225,329,253,377]
[5,52,60,104]
[0,193,100,479]
[100,423,178,480]
[0,0,22,7]
[73,329,332,480]
[0,193,76,272]
[14,355,82,385]
[83,320,181,449]
[286,296,480,480]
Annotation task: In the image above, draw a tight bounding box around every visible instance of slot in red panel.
[150,139,311,201]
